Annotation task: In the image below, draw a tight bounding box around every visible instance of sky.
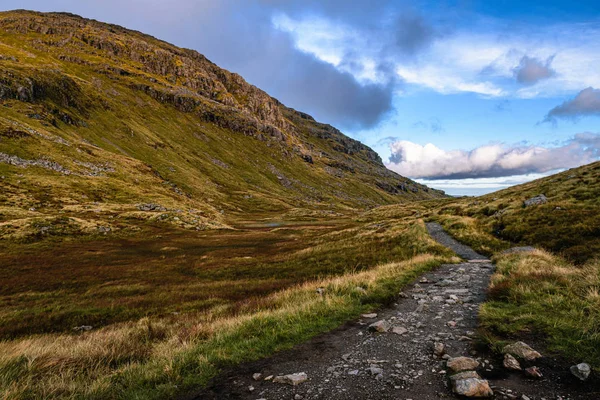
[3,1,600,195]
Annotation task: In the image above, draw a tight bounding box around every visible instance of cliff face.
[0,10,444,237]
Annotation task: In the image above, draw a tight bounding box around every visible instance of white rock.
[503,341,542,361]
[272,372,308,386]
[570,363,591,381]
[368,320,390,333]
[392,326,408,335]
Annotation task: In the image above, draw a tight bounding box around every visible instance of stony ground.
[190,223,599,400]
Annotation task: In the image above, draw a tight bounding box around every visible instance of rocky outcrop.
[523,194,548,207]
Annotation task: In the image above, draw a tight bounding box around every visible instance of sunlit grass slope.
[0,10,444,243]
[432,161,600,263]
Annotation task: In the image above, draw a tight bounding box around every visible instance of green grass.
[481,250,600,369]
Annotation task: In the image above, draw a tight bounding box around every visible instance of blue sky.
[3,0,600,195]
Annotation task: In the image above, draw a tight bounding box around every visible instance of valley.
[0,9,599,400]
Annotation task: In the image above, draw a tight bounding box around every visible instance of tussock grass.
[480,250,600,369]
[0,253,449,399]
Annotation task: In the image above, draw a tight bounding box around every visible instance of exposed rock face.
[137,203,167,212]
[447,357,480,373]
[502,342,542,361]
[523,194,548,207]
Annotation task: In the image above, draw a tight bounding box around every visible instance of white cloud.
[272,13,600,99]
[417,172,556,196]
[386,133,600,179]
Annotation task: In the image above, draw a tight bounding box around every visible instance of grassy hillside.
[412,161,600,371]
[432,161,600,264]
[0,10,444,243]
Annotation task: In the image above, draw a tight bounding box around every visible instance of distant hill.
[434,161,600,263]
[0,10,444,240]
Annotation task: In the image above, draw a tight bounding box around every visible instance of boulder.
[447,357,480,373]
[449,370,481,382]
[272,372,308,386]
[503,354,522,371]
[503,341,542,361]
[570,363,591,381]
[368,320,390,333]
[452,377,493,397]
[523,194,548,207]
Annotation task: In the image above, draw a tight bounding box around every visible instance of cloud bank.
[545,87,600,122]
[386,133,600,179]
[513,55,555,85]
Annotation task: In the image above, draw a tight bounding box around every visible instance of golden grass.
[0,253,450,399]
[481,249,600,369]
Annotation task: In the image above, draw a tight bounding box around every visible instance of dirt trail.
[191,223,598,400]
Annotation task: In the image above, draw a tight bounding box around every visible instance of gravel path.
[425,222,489,260]
[190,224,598,400]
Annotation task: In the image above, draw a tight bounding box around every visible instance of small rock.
[348,369,359,375]
[570,363,591,381]
[524,366,543,379]
[433,342,446,357]
[264,375,273,381]
[272,372,308,386]
[503,354,522,371]
[367,367,383,375]
[392,326,408,335]
[248,385,254,392]
[73,325,93,331]
[252,373,262,381]
[447,321,457,328]
[447,357,480,373]
[452,377,493,397]
[503,342,542,361]
[361,313,378,319]
[368,320,390,333]
[354,286,367,294]
[294,395,304,400]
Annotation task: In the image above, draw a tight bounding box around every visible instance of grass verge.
[480,249,600,369]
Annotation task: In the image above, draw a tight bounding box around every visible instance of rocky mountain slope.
[0,10,444,239]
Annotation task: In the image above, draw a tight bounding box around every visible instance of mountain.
[0,10,444,239]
